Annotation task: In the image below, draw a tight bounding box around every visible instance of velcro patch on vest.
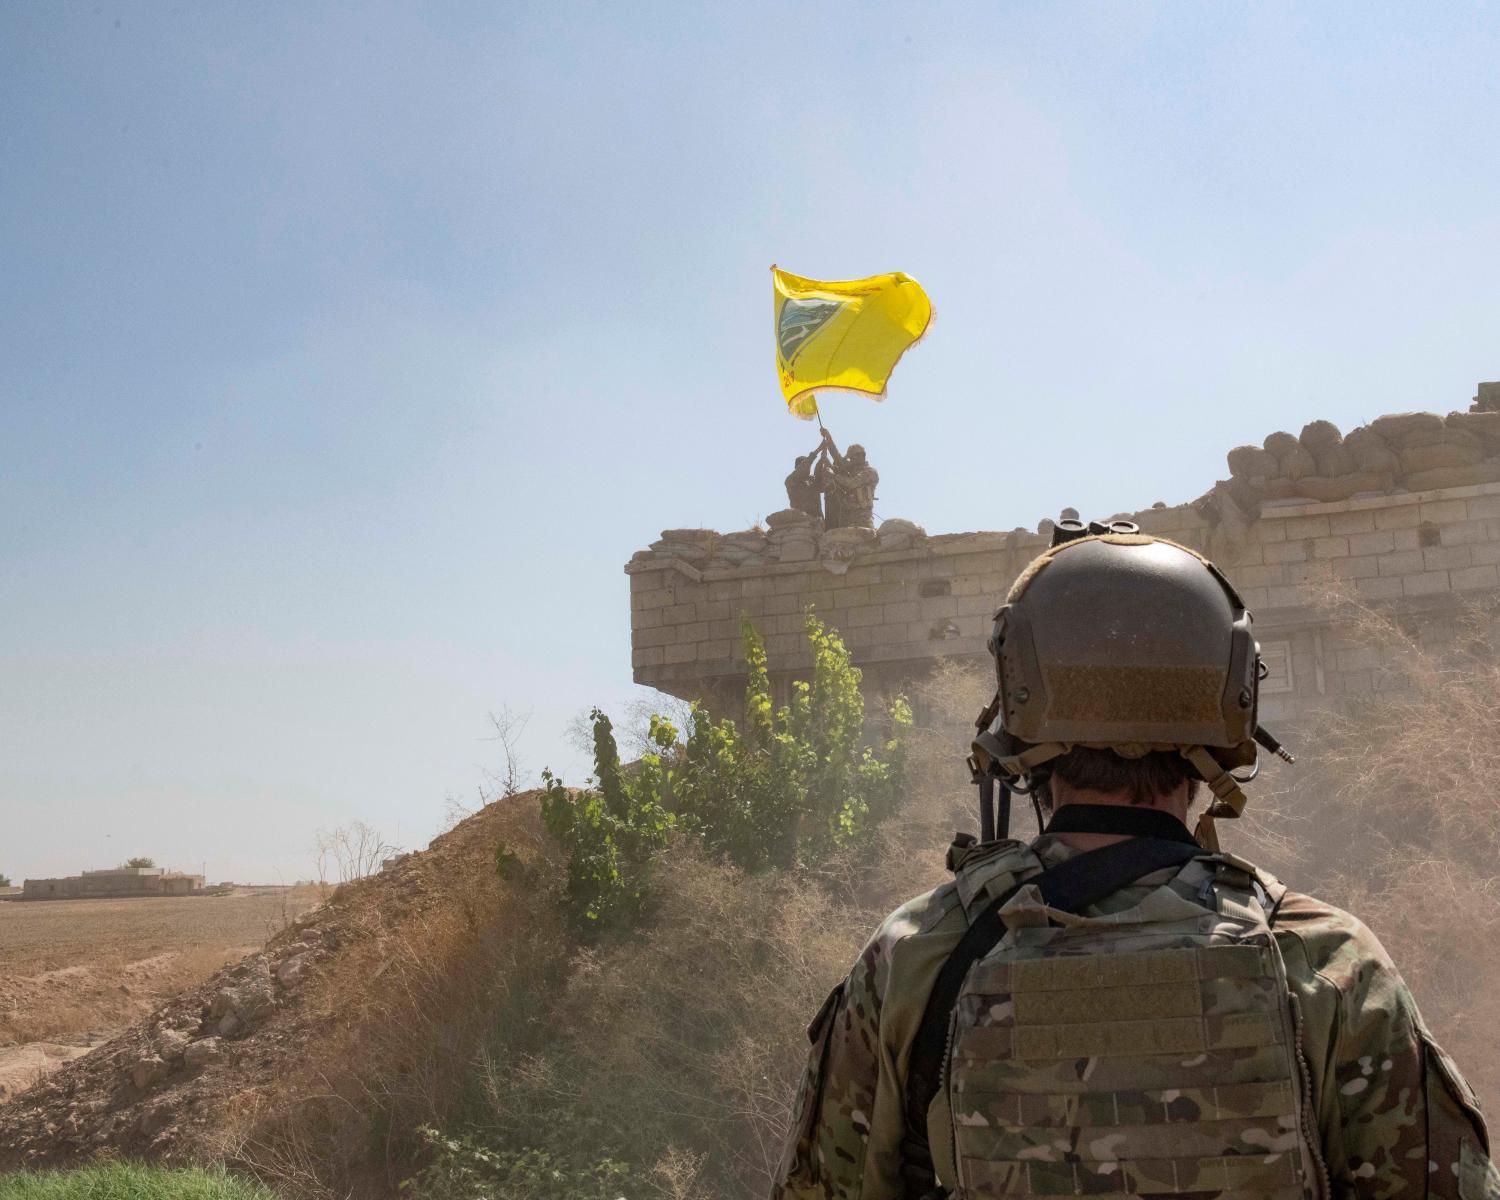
[955,1044,1297,1095]
[949,1080,1298,1129]
[965,1012,1282,1060]
[971,944,1269,994]
[962,1150,1303,1196]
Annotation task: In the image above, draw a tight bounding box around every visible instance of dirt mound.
[0,799,543,1171]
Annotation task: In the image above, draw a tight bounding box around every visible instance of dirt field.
[0,888,322,1099]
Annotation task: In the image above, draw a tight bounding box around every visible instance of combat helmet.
[969,518,1293,849]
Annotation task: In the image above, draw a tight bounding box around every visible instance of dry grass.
[1240,586,1500,1114]
[203,617,1500,1197]
[213,798,566,1198]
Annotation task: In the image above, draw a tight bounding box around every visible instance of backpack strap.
[898,832,1207,1199]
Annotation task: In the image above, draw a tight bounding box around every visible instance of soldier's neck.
[1045,786,1191,851]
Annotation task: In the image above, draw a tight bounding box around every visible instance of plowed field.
[0,888,322,1099]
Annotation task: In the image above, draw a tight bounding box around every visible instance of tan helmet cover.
[976,534,1262,845]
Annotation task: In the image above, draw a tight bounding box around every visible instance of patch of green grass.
[0,1164,278,1200]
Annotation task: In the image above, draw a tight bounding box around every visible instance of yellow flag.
[772,266,933,418]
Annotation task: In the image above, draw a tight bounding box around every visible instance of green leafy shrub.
[539,708,675,929]
[541,611,911,919]
[673,613,910,869]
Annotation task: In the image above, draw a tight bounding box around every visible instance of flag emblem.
[777,297,846,364]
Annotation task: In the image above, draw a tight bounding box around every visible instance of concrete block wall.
[628,481,1500,724]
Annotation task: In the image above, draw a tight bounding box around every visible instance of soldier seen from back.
[820,429,880,530]
[772,523,1498,1200]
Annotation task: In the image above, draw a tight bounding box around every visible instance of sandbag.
[1371,411,1444,441]
[1343,427,1401,474]
[1263,431,1317,481]
[1402,462,1500,491]
[1227,444,1277,480]
[1400,441,1483,474]
[1294,471,1393,502]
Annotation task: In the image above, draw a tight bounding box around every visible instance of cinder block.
[1355,576,1405,600]
[698,600,731,621]
[883,600,923,623]
[1402,571,1451,597]
[697,639,735,662]
[640,588,676,610]
[1393,528,1420,551]
[707,581,741,602]
[1252,521,1288,544]
[774,574,806,595]
[957,593,1001,618]
[918,595,959,618]
[1374,506,1422,530]
[1234,564,1286,587]
[866,581,906,603]
[872,622,911,647]
[1347,531,1395,556]
[664,643,699,665]
[1282,515,1331,539]
[1422,545,1472,571]
[832,586,870,609]
[1262,539,1310,564]
[843,604,884,628]
[1265,585,1308,608]
[1439,520,1492,547]
[1239,586,1271,611]
[1313,536,1350,559]
[842,565,881,587]
[1465,495,1500,521]
[663,603,699,626]
[1419,499,1468,525]
[634,626,675,648]
[1377,550,1426,577]
[1328,510,1377,534]
[635,607,665,629]
[1450,564,1500,592]
[740,577,776,598]
[1471,542,1500,566]
[1330,556,1379,580]
[632,647,665,668]
[766,633,803,656]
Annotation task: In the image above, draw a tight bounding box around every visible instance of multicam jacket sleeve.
[772,878,973,1200]
[1273,892,1499,1199]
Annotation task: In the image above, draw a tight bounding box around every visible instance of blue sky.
[3,2,1498,882]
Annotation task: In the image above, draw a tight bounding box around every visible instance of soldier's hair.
[1040,746,1200,809]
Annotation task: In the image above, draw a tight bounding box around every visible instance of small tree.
[124,856,156,869]
[540,709,675,930]
[542,612,912,926]
[313,822,399,884]
[0,871,11,887]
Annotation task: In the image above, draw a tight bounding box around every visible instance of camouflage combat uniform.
[772,835,1498,1200]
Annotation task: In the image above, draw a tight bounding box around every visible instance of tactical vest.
[938,857,1326,1199]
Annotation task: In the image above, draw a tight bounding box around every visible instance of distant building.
[21,866,206,901]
